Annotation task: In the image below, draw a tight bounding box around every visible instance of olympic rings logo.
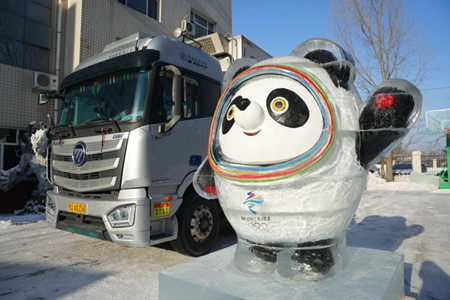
[247,222,269,230]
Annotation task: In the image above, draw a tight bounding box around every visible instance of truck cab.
[45,33,222,256]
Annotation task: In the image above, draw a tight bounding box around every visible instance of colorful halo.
[208,65,335,182]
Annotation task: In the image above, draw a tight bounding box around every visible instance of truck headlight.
[107,205,136,228]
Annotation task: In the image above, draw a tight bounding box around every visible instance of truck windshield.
[57,69,149,128]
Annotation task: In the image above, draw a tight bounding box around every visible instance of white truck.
[44,33,223,256]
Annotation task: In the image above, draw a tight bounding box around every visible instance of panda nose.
[235,101,265,130]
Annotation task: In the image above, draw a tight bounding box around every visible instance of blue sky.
[232,0,450,116]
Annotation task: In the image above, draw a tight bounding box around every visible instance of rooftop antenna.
[173,18,202,48]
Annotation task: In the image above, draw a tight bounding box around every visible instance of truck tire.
[170,190,221,257]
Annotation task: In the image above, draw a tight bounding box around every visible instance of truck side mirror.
[38,92,49,105]
[159,65,183,134]
[38,91,62,105]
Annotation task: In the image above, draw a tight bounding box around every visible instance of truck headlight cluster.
[107,205,136,228]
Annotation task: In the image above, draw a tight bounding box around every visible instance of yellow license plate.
[153,202,170,218]
[68,202,86,215]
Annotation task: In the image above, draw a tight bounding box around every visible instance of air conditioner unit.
[181,20,195,37]
[32,72,58,91]
[187,32,227,56]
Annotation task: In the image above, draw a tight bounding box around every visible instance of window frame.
[190,11,215,38]
[118,0,158,20]
[0,128,22,171]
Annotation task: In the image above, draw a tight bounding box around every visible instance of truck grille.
[50,134,127,193]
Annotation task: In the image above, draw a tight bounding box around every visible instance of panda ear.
[290,39,356,90]
[223,57,258,89]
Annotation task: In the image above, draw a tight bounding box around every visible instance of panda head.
[208,39,356,181]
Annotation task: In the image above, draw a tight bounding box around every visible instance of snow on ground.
[366,171,446,192]
[0,173,449,299]
[352,172,450,299]
[0,212,45,229]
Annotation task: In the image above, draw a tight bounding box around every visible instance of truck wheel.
[170,190,220,257]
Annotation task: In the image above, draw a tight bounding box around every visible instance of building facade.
[0,0,232,170]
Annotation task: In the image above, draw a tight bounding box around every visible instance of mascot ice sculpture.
[194,39,422,281]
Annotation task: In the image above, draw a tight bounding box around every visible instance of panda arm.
[357,79,422,168]
[193,158,217,199]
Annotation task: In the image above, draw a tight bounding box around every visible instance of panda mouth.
[244,130,261,136]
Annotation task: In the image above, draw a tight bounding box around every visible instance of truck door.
[148,66,210,193]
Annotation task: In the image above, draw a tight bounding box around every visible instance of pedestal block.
[159,246,404,300]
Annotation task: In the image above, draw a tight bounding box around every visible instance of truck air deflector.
[60,50,159,90]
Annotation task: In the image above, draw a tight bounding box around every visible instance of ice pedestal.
[159,245,404,300]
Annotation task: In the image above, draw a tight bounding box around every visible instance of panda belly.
[215,171,367,244]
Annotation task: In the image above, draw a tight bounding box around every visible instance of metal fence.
[422,154,447,175]
[393,153,447,176]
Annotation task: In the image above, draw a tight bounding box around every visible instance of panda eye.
[266,88,310,128]
[226,105,236,120]
[221,96,250,135]
[270,97,288,114]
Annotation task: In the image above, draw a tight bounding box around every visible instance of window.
[118,0,158,20]
[150,67,220,124]
[0,0,51,72]
[190,12,214,38]
[0,128,19,144]
[153,71,174,123]
[184,78,198,119]
[151,71,199,123]
[58,69,149,127]
[0,128,24,171]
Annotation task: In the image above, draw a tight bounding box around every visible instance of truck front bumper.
[46,188,151,247]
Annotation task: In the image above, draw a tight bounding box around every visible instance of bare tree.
[330,0,436,181]
[399,118,445,154]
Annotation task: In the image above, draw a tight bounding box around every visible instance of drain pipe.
[54,0,63,122]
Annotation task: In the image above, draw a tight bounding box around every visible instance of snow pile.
[366,171,440,192]
[0,219,13,229]
[30,128,49,165]
[0,213,45,229]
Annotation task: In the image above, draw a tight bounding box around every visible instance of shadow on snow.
[0,261,109,299]
[347,215,450,299]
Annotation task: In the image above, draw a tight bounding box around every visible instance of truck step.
[150,232,176,245]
